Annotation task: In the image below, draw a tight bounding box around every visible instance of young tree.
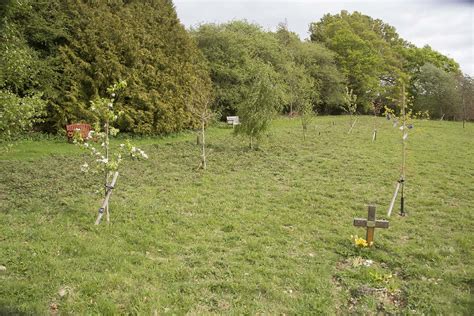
[371,99,383,141]
[299,98,315,141]
[235,64,283,149]
[285,64,317,140]
[75,81,148,225]
[187,76,214,169]
[342,87,358,133]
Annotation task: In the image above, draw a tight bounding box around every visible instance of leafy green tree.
[412,63,461,119]
[275,24,345,114]
[191,21,288,118]
[309,11,405,111]
[457,75,474,126]
[403,44,460,76]
[0,91,46,148]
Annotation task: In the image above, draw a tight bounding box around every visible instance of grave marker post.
[353,205,389,245]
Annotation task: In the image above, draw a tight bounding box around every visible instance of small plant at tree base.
[74,80,147,224]
[342,87,358,134]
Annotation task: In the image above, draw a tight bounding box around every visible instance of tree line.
[1,1,473,140]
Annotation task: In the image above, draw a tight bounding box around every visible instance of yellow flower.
[353,235,369,248]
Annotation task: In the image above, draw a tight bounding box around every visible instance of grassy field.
[1,116,473,314]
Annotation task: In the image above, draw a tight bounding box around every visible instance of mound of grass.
[0,116,473,314]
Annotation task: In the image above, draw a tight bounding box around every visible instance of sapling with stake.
[187,77,214,170]
[291,68,316,141]
[342,87,358,134]
[371,99,383,141]
[74,80,148,224]
[299,100,315,141]
[385,81,415,217]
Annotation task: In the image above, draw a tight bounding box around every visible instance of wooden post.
[372,110,377,142]
[348,117,358,134]
[387,180,401,217]
[95,171,119,225]
[366,205,376,244]
[353,205,389,246]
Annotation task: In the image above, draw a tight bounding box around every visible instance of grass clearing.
[1,116,473,314]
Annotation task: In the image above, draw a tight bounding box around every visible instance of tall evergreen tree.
[1,0,211,134]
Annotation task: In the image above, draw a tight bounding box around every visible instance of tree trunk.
[104,120,110,223]
[372,114,377,142]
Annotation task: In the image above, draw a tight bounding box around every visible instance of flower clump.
[351,235,372,248]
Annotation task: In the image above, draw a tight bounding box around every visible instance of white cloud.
[174,0,474,75]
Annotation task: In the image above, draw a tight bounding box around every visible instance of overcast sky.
[174,0,474,76]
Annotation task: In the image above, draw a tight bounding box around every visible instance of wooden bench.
[226,116,240,127]
[66,123,91,142]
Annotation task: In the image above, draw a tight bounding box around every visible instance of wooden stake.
[387,180,401,217]
[95,171,119,225]
[348,117,358,134]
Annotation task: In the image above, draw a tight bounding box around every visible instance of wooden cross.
[353,205,389,245]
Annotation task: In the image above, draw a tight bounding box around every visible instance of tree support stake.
[95,171,119,225]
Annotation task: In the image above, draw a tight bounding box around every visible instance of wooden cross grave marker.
[353,205,389,245]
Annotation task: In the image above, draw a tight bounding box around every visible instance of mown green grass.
[1,116,473,314]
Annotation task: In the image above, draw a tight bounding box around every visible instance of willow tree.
[235,64,283,149]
